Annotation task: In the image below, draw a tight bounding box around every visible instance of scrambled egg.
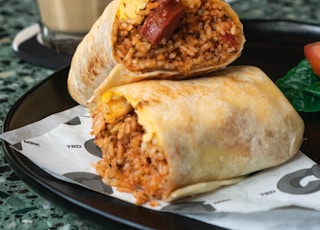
[116,0,201,24]
[101,92,132,123]
[117,0,148,24]
[181,0,201,8]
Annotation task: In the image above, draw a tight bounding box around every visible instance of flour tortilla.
[68,0,245,105]
[89,66,304,202]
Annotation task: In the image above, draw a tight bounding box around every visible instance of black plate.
[2,20,320,229]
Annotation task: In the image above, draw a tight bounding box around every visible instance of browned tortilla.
[68,0,245,105]
[89,66,304,204]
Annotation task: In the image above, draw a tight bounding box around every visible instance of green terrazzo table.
[1,0,320,229]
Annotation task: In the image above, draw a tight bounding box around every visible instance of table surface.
[1,0,320,229]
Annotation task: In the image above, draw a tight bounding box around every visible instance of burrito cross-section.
[68,0,245,105]
[88,66,304,205]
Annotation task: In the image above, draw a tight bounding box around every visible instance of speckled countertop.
[1,0,320,229]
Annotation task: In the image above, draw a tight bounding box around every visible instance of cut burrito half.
[88,66,304,205]
[68,0,245,105]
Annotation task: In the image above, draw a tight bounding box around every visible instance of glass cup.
[35,0,111,55]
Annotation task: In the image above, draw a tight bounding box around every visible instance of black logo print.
[63,172,113,194]
[12,142,23,151]
[161,201,215,213]
[84,138,102,158]
[65,116,82,125]
[277,165,320,195]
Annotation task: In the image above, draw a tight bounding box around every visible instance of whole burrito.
[68,0,245,105]
[89,66,304,205]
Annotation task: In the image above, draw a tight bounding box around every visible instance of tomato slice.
[304,41,320,77]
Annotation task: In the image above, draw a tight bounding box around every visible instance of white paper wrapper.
[2,105,320,229]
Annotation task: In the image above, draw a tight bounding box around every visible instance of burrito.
[68,0,245,105]
[89,66,304,205]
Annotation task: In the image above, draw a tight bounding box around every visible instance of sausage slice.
[140,0,184,45]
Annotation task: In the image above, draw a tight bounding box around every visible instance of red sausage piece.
[140,0,184,45]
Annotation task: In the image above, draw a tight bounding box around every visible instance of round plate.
[3,20,320,229]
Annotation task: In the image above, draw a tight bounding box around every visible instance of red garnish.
[304,41,320,77]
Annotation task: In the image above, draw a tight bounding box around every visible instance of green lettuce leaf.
[276,59,320,112]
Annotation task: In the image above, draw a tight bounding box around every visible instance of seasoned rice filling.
[93,110,169,204]
[113,0,242,73]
